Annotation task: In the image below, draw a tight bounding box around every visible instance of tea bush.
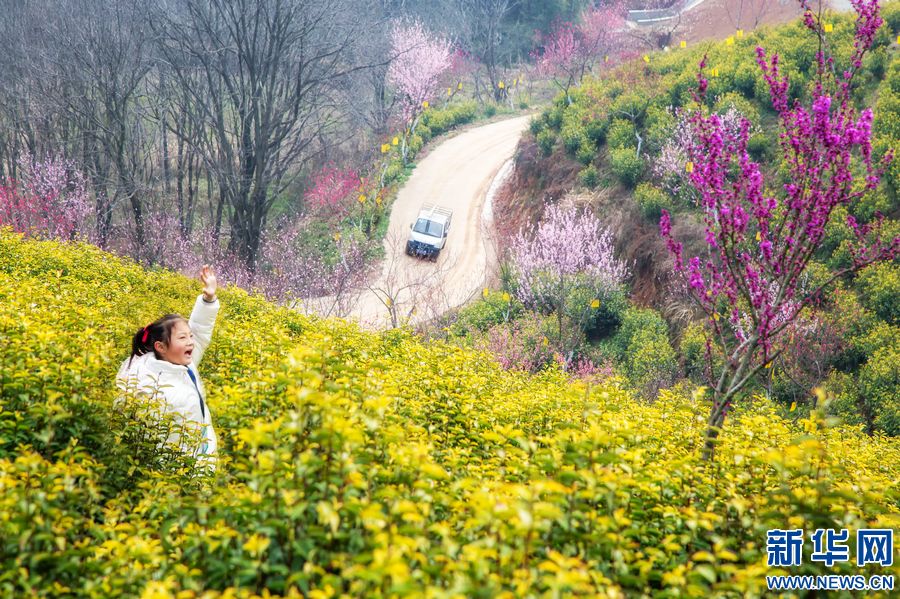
[420,100,478,138]
[609,147,644,187]
[445,289,524,340]
[633,182,671,220]
[578,164,599,189]
[601,307,679,397]
[2,229,899,597]
[856,261,900,325]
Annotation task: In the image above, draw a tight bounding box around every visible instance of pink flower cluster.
[0,153,92,241]
[387,20,453,124]
[653,106,750,197]
[303,165,361,217]
[511,204,629,308]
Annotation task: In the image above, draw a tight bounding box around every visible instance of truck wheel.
[431,249,440,262]
[405,242,413,256]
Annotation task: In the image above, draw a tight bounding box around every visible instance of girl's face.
[154,320,195,366]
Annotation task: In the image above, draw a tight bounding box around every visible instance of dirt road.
[303,114,531,329]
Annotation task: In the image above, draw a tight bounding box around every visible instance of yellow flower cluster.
[1,229,898,597]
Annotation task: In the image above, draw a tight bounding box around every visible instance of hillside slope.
[1,229,898,597]
[489,5,900,431]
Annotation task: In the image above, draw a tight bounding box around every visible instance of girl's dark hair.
[128,314,187,366]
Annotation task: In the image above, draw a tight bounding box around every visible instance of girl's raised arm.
[188,265,219,367]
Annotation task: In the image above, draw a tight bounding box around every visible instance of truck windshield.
[413,218,443,237]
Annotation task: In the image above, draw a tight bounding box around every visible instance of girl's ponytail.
[127,314,185,367]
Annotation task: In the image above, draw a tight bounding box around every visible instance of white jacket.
[116,295,220,469]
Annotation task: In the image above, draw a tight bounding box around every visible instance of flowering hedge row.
[1,228,898,597]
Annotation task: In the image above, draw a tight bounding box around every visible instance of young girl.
[116,265,221,470]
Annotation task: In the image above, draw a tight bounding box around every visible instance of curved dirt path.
[304,115,531,329]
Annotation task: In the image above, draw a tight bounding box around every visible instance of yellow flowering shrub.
[1,228,898,597]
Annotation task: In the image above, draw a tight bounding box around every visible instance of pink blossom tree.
[653,106,751,199]
[302,164,361,218]
[510,204,630,368]
[0,153,91,241]
[533,2,626,104]
[764,310,847,403]
[386,20,453,164]
[659,0,898,459]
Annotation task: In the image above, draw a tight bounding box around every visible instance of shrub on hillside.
[578,164,599,188]
[856,261,900,324]
[713,91,760,125]
[537,128,556,156]
[826,338,900,436]
[679,321,713,383]
[746,131,774,161]
[604,307,678,398]
[447,289,523,339]
[609,146,644,187]
[561,121,588,156]
[422,100,478,135]
[575,140,596,165]
[606,118,636,151]
[633,182,671,220]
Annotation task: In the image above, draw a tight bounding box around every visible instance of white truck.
[406,203,453,262]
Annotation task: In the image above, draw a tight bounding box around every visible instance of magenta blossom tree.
[511,204,629,367]
[533,2,626,104]
[660,0,898,459]
[654,105,752,200]
[387,19,453,164]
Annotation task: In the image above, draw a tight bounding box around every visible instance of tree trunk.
[176,123,185,235]
[162,116,171,195]
[701,396,729,461]
[186,150,196,235]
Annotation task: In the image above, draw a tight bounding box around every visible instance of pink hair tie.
[141,327,150,343]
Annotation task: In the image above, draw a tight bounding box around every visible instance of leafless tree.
[452,0,518,102]
[0,0,157,248]
[627,1,697,50]
[152,0,368,268]
[60,0,156,249]
[723,0,775,31]
[364,231,460,328]
[336,0,409,139]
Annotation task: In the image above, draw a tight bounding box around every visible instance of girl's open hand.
[200,265,218,301]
